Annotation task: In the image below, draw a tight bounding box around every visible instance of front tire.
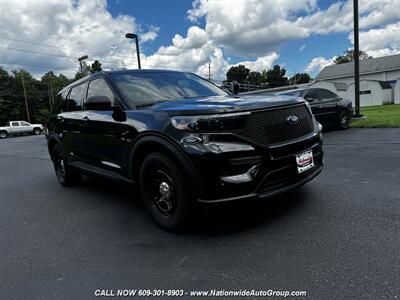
[139,153,194,232]
[0,131,7,139]
[338,109,351,129]
[52,145,81,187]
[33,128,41,135]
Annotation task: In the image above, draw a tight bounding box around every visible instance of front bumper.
[198,163,323,203]
[183,132,324,203]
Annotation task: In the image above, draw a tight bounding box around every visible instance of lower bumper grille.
[257,147,323,194]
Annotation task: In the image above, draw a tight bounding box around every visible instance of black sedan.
[277,88,353,129]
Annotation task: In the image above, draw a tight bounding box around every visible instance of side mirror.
[85,96,112,110]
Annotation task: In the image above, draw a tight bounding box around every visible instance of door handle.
[57,116,64,123]
[82,116,89,121]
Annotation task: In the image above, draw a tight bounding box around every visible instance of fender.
[128,132,205,199]
[47,133,64,159]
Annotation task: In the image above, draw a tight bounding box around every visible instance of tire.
[52,145,81,187]
[139,152,194,232]
[33,128,41,135]
[338,109,351,129]
[0,131,7,139]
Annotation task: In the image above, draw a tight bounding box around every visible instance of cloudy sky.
[0,0,399,80]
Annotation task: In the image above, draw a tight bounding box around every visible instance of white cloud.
[349,22,400,57]
[188,0,400,57]
[1,0,400,82]
[188,0,315,56]
[138,26,228,79]
[0,0,158,77]
[234,53,279,72]
[305,56,335,74]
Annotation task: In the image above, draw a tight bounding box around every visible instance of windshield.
[111,71,227,107]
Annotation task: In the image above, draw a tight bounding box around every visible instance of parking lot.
[0,129,399,299]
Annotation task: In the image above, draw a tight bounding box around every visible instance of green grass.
[350,104,400,128]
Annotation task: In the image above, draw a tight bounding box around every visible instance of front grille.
[239,104,314,146]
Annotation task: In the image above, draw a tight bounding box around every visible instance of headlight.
[171,112,249,132]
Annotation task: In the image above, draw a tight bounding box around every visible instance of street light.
[78,55,88,73]
[125,33,141,69]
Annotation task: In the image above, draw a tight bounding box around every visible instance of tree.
[334,49,372,64]
[90,60,102,73]
[264,65,288,87]
[289,73,312,85]
[0,67,18,124]
[226,65,250,83]
[247,71,263,84]
[74,61,90,80]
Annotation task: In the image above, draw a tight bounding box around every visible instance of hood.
[149,94,304,115]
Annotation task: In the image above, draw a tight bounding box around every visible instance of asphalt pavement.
[0,129,399,299]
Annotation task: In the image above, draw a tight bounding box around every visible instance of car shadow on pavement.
[77,174,310,236]
[192,188,310,235]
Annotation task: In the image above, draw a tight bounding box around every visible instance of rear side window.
[21,122,30,126]
[304,89,319,100]
[318,89,337,100]
[86,78,115,107]
[67,84,85,111]
[11,122,19,126]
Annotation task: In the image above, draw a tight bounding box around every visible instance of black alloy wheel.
[339,110,351,129]
[140,152,193,232]
[52,145,81,186]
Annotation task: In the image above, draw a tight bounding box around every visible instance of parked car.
[0,121,44,139]
[276,88,353,129]
[47,70,324,231]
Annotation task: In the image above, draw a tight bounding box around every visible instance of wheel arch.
[47,134,63,160]
[128,133,204,199]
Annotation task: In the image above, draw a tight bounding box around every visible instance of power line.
[2,38,212,70]
[0,61,77,71]
[3,37,216,66]
[1,47,205,70]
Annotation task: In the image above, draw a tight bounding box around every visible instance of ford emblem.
[181,136,202,145]
[286,115,299,125]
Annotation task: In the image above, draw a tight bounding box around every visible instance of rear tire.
[33,128,41,135]
[139,152,194,232]
[0,131,7,139]
[338,109,351,129]
[52,145,81,187]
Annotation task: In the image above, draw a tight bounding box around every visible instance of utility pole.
[21,73,30,123]
[47,78,55,111]
[47,81,52,111]
[208,62,211,82]
[49,77,55,110]
[353,0,362,117]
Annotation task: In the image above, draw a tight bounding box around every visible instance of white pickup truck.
[0,121,44,139]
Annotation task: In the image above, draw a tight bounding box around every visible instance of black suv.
[48,70,323,231]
